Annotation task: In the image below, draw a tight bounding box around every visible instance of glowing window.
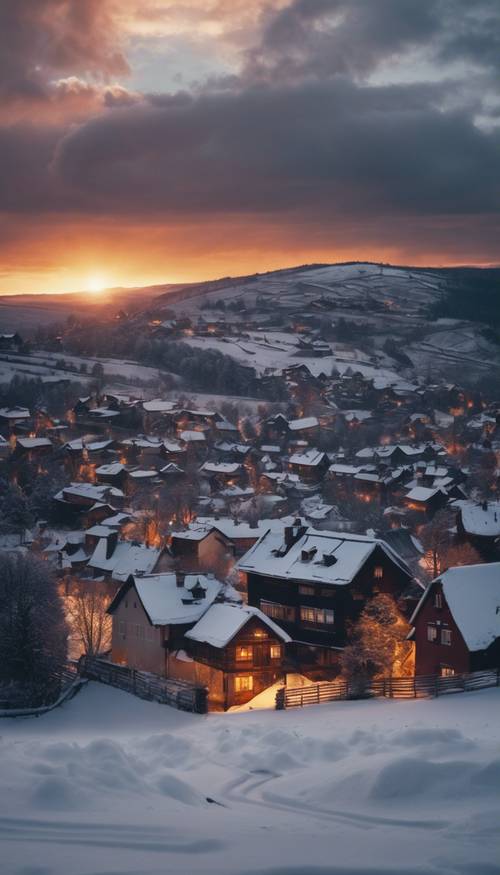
[270,645,282,660]
[427,624,437,642]
[234,676,253,692]
[236,646,253,661]
[374,566,384,579]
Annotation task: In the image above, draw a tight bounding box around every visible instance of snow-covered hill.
[1,681,498,874]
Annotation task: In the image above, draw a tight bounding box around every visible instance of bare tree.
[66,581,112,657]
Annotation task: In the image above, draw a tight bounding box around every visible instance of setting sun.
[86,275,108,294]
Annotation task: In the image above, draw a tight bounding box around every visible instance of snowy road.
[0,682,498,875]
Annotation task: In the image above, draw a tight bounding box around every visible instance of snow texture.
[0,682,499,874]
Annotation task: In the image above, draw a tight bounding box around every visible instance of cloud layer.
[1,0,499,292]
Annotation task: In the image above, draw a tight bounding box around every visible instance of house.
[12,437,53,460]
[288,449,328,482]
[238,520,414,678]
[183,602,291,709]
[108,572,223,675]
[0,406,30,434]
[95,462,128,489]
[410,563,500,676]
[404,486,449,516]
[0,332,23,352]
[87,533,162,583]
[457,501,500,558]
[199,461,245,490]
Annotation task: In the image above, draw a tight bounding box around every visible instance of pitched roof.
[185,603,291,648]
[411,563,500,651]
[109,573,223,625]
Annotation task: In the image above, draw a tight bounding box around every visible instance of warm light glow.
[86,274,108,294]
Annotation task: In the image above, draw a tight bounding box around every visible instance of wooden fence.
[0,666,85,717]
[79,655,208,714]
[276,668,500,709]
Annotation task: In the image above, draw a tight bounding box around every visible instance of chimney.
[284,517,307,551]
[323,553,337,567]
[106,530,119,560]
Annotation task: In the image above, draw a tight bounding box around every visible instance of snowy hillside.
[1,682,499,875]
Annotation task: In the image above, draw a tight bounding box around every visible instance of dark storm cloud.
[43,78,499,220]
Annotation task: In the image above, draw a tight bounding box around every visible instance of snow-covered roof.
[289,449,325,467]
[288,416,319,431]
[88,538,161,581]
[58,483,110,502]
[200,462,241,475]
[0,406,30,419]
[406,486,444,502]
[128,469,158,479]
[130,573,222,625]
[95,463,125,476]
[238,525,411,586]
[185,603,291,648]
[180,430,206,442]
[143,399,177,413]
[460,502,500,537]
[328,463,360,475]
[16,437,52,449]
[412,563,500,652]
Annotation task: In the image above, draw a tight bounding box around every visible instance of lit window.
[270,645,282,660]
[299,584,315,596]
[434,593,443,609]
[440,666,454,677]
[374,566,384,579]
[234,676,253,692]
[441,628,452,646]
[253,629,266,638]
[300,606,334,625]
[236,646,253,661]
[427,624,437,642]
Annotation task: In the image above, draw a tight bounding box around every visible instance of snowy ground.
[1,683,499,875]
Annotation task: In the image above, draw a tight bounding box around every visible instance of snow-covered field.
[1,682,499,875]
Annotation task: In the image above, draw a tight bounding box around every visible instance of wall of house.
[198,531,233,577]
[111,588,167,674]
[413,581,470,675]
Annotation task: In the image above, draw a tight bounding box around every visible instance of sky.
[1,0,500,294]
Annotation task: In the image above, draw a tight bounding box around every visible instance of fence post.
[317,685,320,703]
[275,687,286,710]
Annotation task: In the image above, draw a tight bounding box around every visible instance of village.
[1,264,499,713]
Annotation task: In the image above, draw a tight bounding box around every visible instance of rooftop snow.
[460,502,500,537]
[185,602,291,648]
[132,573,222,625]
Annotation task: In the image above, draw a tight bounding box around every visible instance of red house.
[410,562,500,676]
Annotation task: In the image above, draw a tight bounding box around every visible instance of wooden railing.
[0,665,84,717]
[276,668,500,709]
[78,655,208,714]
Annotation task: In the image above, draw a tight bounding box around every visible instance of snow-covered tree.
[0,553,68,707]
[341,594,413,691]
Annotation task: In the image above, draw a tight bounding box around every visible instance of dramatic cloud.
[0,0,499,293]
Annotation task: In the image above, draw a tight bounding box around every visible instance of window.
[374,566,384,579]
[300,606,334,625]
[299,584,315,596]
[234,675,253,692]
[434,592,443,609]
[236,645,253,661]
[270,645,282,660]
[253,629,266,638]
[427,624,437,642]
[119,621,126,639]
[261,601,295,622]
[441,628,452,646]
[440,666,454,677]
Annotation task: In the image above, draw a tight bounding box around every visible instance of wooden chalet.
[238,520,414,678]
[410,563,500,676]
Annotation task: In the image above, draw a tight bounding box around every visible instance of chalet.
[288,449,328,483]
[0,406,30,434]
[457,501,500,558]
[87,533,162,583]
[404,486,449,516]
[287,416,320,441]
[199,461,245,491]
[12,437,53,460]
[410,563,500,676]
[94,462,127,489]
[183,603,291,709]
[238,520,414,677]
